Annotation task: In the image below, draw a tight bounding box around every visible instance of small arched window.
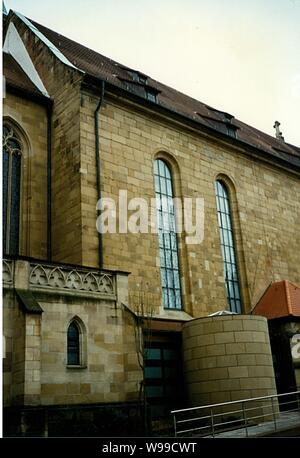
[154,159,182,310]
[3,123,22,255]
[215,180,242,313]
[67,321,80,365]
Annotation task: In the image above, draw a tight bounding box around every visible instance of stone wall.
[3,93,48,259]
[80,93,300,317]
[11,15,84,265]
[3,259,141,408]
[8,14,300,319]
[182,315,277,411]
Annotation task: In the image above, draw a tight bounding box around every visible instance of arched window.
[215,180,242,313]
[3,124,22,255]
[154,159,182,309]
[67,321,80,365]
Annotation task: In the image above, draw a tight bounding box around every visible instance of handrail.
[172,390,300,437]
[171,390,300,415]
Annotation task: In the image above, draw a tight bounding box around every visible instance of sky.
[4,0,300,146]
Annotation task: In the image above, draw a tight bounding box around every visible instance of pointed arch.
[3,120,24,255]
[3,116,32,152]
[67,321,80,365]
[66,316,87,367]
[3,117,33,256]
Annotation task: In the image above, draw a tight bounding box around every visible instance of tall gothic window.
[215,180,242,313]
[154,159,182,310]
[67,321,80,365]
[3,124,22,255]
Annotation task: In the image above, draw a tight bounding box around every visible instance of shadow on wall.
[3,402,147,437]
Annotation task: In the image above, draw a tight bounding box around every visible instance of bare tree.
[123,280,158,433]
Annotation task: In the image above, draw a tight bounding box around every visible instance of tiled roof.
[9,13,300,169]
[3,51,44,98]
[252,280,300,320]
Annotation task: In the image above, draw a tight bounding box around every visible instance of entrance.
[144,331,184,419]
[270,330,297,410]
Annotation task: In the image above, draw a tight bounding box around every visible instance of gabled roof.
[3,51,44,98]
[252,280,300,320]
[7,11,300,170]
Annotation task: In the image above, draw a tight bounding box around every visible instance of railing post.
[44,408,48,437]
[210,407,215,438]
[242,401,248,437]
[173,413,177,437]
[170,391,300,438]
[271,396,277,431]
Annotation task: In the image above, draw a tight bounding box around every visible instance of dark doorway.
[144,331,184,420]
[269,324,297,411]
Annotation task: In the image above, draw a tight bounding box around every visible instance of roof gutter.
[5,83,52,107]
[94,80,105,269]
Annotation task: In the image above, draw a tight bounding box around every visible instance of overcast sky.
[4,0,300,146]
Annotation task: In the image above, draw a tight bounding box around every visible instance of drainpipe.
[47,104,53,261]
[94,80,105,269]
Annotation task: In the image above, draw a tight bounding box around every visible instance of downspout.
[47,104,53,261]
[94,80,105,269]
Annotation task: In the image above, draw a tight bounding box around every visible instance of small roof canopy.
[252,280,300,320]
[208,310,238,316]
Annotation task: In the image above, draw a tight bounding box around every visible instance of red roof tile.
[252,280,300,320]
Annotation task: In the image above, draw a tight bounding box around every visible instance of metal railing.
[171,390,300,437]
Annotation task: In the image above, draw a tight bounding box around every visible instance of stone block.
[214,332,235,344]
[228,366,249,379]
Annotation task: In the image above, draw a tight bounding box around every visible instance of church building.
[2,7,300,436]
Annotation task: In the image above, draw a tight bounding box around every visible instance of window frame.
[215,179,242,313]
[2,123,23,255]
[66,318,87,369]
[154,158,183,310]
[146,89,157,103]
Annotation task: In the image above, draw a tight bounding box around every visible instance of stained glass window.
[215,180,242,313]
[2,125,22,255]
[154,159,182,309]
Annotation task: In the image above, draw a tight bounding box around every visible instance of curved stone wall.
[182,315,277,415]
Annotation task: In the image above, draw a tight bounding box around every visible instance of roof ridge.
[29,16,114,63]
[29,15,218,111]
[251,281,273,312]
[284,279,293,315]
[13,11,82,72]
[235,119,300,156]
[286,280,300,290]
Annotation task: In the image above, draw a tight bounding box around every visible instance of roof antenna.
[3,1,8,15]
[273,121,285,141]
